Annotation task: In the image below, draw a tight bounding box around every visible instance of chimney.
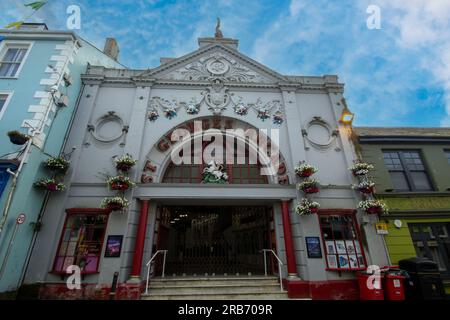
[103,38,119,61]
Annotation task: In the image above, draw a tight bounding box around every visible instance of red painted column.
[130,199,150,278]
[281,200,298,276]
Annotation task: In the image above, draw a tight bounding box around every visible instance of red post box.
[357,272,384,300]
[383,273,405,300]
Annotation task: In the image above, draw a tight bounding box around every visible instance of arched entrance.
[144,117,286,276]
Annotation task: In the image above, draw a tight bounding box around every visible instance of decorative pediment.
[144,45,285,84]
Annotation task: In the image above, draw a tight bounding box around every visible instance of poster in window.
[338,255,349,268]
[335,240,347,254]
[349,255,358,268]
[327,255,338,268]
[326,241,336,254]
[345,240,356,254]
[305,237,322,258]
[105,235,123,258]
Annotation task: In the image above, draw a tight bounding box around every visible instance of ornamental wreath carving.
[161,52,272,83]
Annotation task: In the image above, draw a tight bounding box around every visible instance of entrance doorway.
[154,205,274,275]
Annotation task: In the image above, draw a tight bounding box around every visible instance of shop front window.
[53,209,110,274]
[318,211,367,271]
[409,223,450,278]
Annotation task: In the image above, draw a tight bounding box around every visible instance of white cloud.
[378,0,450,126]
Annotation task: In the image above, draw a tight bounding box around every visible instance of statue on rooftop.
[215,17,223,39]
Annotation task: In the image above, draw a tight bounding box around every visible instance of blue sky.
[1,0,449,127]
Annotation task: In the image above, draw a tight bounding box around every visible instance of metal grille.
[156,206,270,275]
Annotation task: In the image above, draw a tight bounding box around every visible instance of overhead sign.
[376,222,388,235]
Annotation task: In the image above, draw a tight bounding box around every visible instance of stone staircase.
[141,276,291,300]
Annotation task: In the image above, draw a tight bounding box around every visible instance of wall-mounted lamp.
[339,98,354,125]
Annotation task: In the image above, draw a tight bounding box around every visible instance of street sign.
[16,213,26,225]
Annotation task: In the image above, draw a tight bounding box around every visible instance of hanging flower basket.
[34,178,66,192]
[7,130,30,145]
[358,199,388,215]
[107,175,135,191]
[114,154,137,172]
[101,196,129,211]
[44,156,70,173]
[202,161,228,184]
[295,199,320,215]
[298,179,320,194]
[353,180,375,194]
[295,163,318,178]
[349,162,374,176]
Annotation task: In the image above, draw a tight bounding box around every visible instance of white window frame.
[0,91,13,121]
[0,40,34,79]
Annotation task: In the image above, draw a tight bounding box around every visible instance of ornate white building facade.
[23,31,390,299]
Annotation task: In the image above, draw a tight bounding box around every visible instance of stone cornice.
[81,73,343,93]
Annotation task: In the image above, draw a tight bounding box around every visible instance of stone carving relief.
[141,160,157,184]
[302,117,340,151]
[161,52,272,83]
[148,78,284,120]
[84,111,128,147]
[202,78,230,115]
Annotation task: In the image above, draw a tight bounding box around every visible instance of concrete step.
[142,276,294,300]
[142,291,290,300]
[149,276,279,288]
[147,283,282,295]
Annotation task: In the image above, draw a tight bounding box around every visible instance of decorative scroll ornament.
[232,96,249,116]
[162,52,272,83]
[273,110,284,125]
[150,97,182,119]
[148,109,159,122]
[251,98,280,122]
[182,98,200,115]
[201,78,230,115]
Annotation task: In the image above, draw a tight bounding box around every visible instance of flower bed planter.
[7,131,30,145]
[295,199,320,215]
[358,186,374,194]
[349,162,374,176]
[107,175,135,191]
[114,154,137,172]
[358,199,388,215]
[101,197,129,212]
[44,157,70,174]
[303,187,320,194]
[298,179,320,194]
[295,163,318,178]
[34,179,66,192]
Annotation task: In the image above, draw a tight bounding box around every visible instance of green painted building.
[355,127,450,294]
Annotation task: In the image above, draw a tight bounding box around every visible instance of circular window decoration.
[206,58,229,75]
[303,117,337,150]
[91,111,124,143]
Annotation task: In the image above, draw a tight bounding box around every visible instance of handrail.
[145,250,167,294]
[261,249,285,291]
